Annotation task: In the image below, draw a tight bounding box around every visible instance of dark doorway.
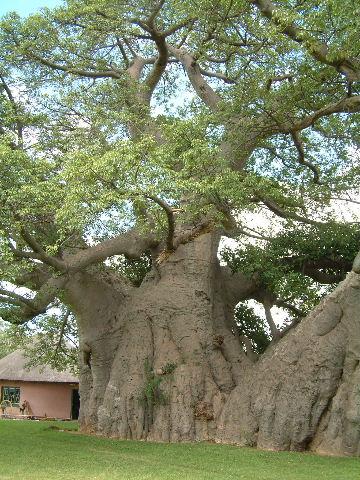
[71,389,80,420]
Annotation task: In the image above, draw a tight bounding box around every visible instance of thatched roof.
[0,350,78,383]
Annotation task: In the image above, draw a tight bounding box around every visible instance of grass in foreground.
[0,420,359,480]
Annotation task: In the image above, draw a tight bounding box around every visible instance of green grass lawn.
[0,419,359,480]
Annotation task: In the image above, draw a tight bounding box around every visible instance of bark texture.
[66,233,360,456]
[218,272,360,455]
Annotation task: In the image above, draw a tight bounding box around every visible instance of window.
[1,386,20,406]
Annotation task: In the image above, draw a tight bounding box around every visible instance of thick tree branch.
[281,256,352,284]
[285,96,360,133]
[256,195,325,226]
[14,268,50,292]
[147,0,166,25]
[199,67,237,84]
[301,268,344,284]
[115,37,130,66]
[238,334,258,362]
[0,289,34,308]
[66,229,159,273]
[22,274,68,319]
[0,274,68,324]
[126,56,148,83]
[232,226,272,242]
[145,195,175,251]
[20,228,66,271]
[329,196,360,206]
[144,33,168,100]
[173,220,215,249]
[275,299,306,318]
[250,0,360,82]
[220,266,260,307]
[353,251,360,273]
[130,7,170,98]
[163,18,195,37]
[266,74,293,90]
[168,45,222,111]
[8,243,43,261]
[278,317,302,338]
[263,300,281,340]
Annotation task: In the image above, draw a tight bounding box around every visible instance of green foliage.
[110,254,152,287]
[0,0,359,357]
[140,374,167,408]
[1,310,79,374]
[235,304,271,354]
[0,0,357,241]
[222,223,360,316]
[0,322,16,359]
[161,362,177,376]
[139,358,177,408]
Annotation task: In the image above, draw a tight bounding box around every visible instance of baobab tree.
[0,0,360,455]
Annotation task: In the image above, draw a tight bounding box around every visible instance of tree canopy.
[0,0,359,349]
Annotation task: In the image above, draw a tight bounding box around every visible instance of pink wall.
[0,380,78,419]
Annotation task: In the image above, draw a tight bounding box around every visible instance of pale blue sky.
[0,0,61,16]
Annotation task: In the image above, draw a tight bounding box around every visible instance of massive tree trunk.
[65,233,360,456]
[218,271,360,456]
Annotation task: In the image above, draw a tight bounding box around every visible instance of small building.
[0,350,79,420]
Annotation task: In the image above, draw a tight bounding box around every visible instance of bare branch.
[163,18,196,37]
[147,0,166,25]
[123,38,139,58]
[234,227,271,241]
[145,195,175,251]
[0,73,23,143]
[279,317,302,337]
[25,50,123,79]
[275,299,306,318]
[0,289,34,308]
[238,334,258,362]
[126,56,148,82]
[53,309,71,360]
[25,275,69,319]
[329,196,360,206]
[115,37,130,66]
[176,20,197,48]
[263,300,281,340]
[11,231,156,302]
[8,243,43,261]
[290,131,321,184]
[220,266,260,307]
[266,74,293,90]
[353,251,360,273]
[20,228,66,271]
[168,45,222,111]
[14,267,51,290]
[173,220,214,248]
[0,295,28,310]
[199,67,237,84]
[256,194,325,226]
[281,256,351,284]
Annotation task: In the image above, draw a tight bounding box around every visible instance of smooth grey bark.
[65,233,360,455]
